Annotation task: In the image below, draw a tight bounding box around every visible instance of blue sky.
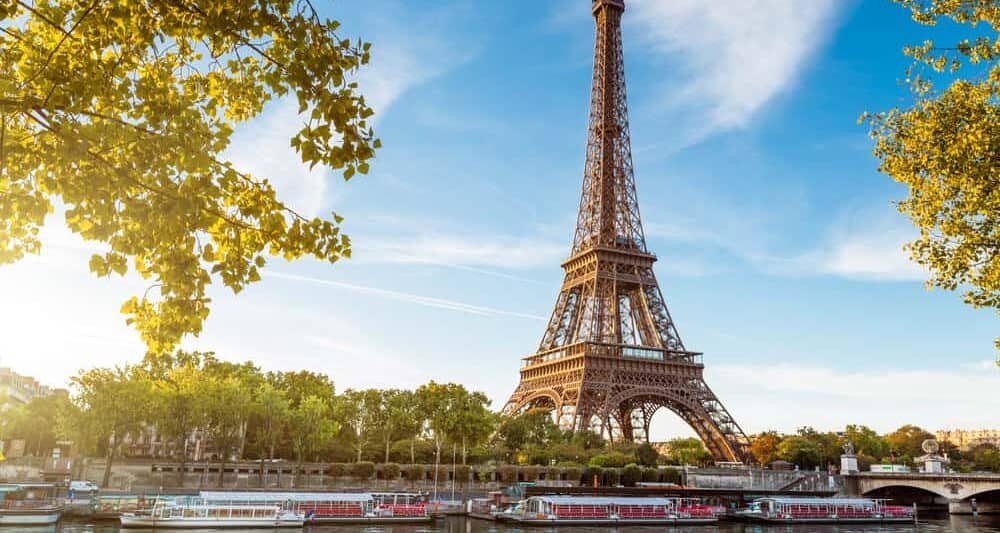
[2,0,999,439]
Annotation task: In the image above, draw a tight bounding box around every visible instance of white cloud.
[357,233,565,272]
[264,270,546,321]
[760,207,927,282]
[707,363,1000,434]
[628,0,842,144]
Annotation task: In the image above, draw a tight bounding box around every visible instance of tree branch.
[20,0,100,89]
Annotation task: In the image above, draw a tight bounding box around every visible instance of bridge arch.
[863,484,951,503]
[966,488,1000,501]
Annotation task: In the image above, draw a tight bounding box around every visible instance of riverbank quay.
[2,457,840,493]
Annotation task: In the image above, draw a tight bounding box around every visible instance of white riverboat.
[736,496,915,524]
[119,498,303,528]
[200,491,434,524]
[0,484,63,526]
[497,495,717,525]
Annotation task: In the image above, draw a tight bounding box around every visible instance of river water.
[9,515,1000,533]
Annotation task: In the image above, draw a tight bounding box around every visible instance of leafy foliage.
[865,0,1000,358]
[0,0,379,352]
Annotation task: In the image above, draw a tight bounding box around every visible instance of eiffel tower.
[503,0,750,463]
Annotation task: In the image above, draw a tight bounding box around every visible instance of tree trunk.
[410,440,415,464]
[238,421,247,458]
[101,436,115,488]
[177,437,187,488]
[462,436,467,465]
[385,438,391,464]
[217,456,226,488]
[295,453,303,487]
[259,457,265,488]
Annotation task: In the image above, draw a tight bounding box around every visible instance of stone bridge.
[846,472,1000,514]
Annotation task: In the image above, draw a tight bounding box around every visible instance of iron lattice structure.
[504,0,751,463]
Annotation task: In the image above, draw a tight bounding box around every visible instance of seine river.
[9,515,1000,533]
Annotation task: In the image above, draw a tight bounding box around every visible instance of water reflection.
[11,515,1000,533]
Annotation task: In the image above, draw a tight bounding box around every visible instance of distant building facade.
[0,367,58,407]
[936,429,1000,450]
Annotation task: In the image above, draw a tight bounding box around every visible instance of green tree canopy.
[0,0,379,352]
[865,0,1000,358]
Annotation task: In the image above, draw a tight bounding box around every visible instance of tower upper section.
[571,0,646,256]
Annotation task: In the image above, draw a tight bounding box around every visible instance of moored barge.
[736,496,915,524]
[200,491,434,524]
[120,498,302,528]
[497,495,717,525]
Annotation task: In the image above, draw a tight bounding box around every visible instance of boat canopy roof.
[200,491,372,503]
[754,497,878,506]
[529,496,673,506]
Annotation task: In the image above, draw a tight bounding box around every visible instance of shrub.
[563,466,582,483]
[382,463,401,480]
[636,443,659,466]
[545,466,562,481]
[621,464,642,487]
[582,466,602,486]
[641,467,660,483]
[521,465,539,482]
[600,468,620,486]
[499,465,518,483]
[589,451,631,468]
[404,464,425,481]
[352,461,375,480]
[329,463,348,477]
[477,468,495,483]
[661,467,682,484]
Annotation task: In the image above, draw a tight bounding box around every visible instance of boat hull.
[498,517,717,526]
[307,516,434,524]
[0,510,62,525]
[120,516,304,528]
[752,517,914,524]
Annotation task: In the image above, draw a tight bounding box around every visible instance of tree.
[374,389,421,464]
[0,0,379,353]
[446,389,493,464]
[203,374,251,486]
[635,443,659,467]
[252,382,290,461]
[71,366,152,487]
[153,361,209,486]
[885,424,934,462]
[277,371,336,408]
[970,444,1000,472]
[338,388,381,462]
[288,395,338,485]
[663,438,712,467]
[844,425,889,461]
[0,393,73,457]
[864,0,1000,359]
[750,431,782,466]
[496,409,560,454]
[777,428,840,470]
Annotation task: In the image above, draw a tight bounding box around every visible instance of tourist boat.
[497,495,717,525]
[119,498,303,528]
[0,484,64,525]
[199,491,434,524]
[736,496,915,524]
